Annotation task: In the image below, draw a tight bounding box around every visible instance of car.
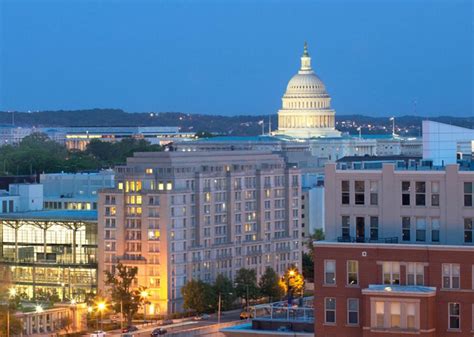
[90,331,106,337]
[122,326,139,333]
[239,311,253,320]
[193,314,210,321]
[151,328,167,336]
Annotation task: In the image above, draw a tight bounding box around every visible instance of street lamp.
[6,288,16,337]
[97,302,106,331]
[140,290,149,325]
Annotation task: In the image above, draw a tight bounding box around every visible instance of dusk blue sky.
[0,0,472,116]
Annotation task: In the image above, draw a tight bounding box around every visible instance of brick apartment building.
[314,242,473,336]
[314,162,474,336]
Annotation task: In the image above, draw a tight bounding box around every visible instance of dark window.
[370,216,379,240]
[354,181,365,205]
[402,181,410,206]
[402,217,411,241]
[415,182,426,206]
[342,181,350,205]
[342,216,350,239]
[464,182,473,207]
[464,218,473,243]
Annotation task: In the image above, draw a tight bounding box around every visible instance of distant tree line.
[0,133,162,175]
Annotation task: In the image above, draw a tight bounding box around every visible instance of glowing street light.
[140,290,149,324]
[97,301,106,331]
[35,305,44,313]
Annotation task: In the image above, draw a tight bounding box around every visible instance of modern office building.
[0,184,43,214]
[98,151,303,314]
[313,242,474,336]
[0,210,98,302]
[423,120,474,166]
[324,163,474,245]
[41,170,115,211]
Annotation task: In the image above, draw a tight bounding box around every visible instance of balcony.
[337,236,399,243]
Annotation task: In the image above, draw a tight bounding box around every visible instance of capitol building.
[275,43,341,138]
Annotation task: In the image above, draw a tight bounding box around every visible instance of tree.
[234,268,259,307]
[213,274,236,311]
[258,267,284,302]
[0,266,23,337]
[303,228,325,283]
[181,279,214,314]
[104,263,145,326]
[280,267,305,299]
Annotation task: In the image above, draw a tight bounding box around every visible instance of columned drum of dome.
[275,43,341,138]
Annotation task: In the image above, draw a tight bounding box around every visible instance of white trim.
[448,302,460,330]
[346,260,359,286]
[324,259,336,285]
[314,241,474,252]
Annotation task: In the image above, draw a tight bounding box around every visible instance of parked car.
[239,311,253,320]
[151,328,167,336]
[90,331,106,337]
[193,314,210,321]
[122,326,139,333]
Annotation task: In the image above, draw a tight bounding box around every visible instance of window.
[342,181,350,205]
[325,298,336,324]
[402,181,411,206]
[324,260,336,285]
[416,218,426,242]
[407,263,424,285]
[342,216,350,239]
[415,182,426,206]
[431,218,440,242]
[375,301,384,328]
[355,181,365,205]
[390,302,401,328]
[431,181,440,206]
[442,264,460,289]
[370,216,379,240]
[370,181,378,205]
[448,303,460,330]
[402,217,411,241]
[406,303,416,329]
[464,218,473,243]
[372,301,419,330]
[347,299,359,325]
[383,262,400,285]
[347,260,358,285]
[464,182,473,207]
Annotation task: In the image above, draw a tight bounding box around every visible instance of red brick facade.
[314,243,474,337]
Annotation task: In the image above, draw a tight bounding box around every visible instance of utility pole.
[217,293,222,325]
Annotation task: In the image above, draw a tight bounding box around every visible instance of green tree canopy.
[234,268,259,306]
[213,274,236,311]
[258,267,284,302]
[104,263,145,326]
[181,279,214,314]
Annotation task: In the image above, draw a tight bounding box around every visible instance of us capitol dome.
[275,42,341,138]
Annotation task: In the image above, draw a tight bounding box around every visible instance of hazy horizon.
[1,0,472,117]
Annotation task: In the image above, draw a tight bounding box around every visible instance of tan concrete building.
[98,151,302,314]
[324,163,474,246]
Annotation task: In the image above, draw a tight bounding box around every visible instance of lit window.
[166,182,173,190]
[375,302,384,327]
[146,168,153,174]
[118,182,124,190]
[390,302,401,328]
[382,262,400,285]
[158,182,164,191]
[407,303,416,329]
[347,260,358,286]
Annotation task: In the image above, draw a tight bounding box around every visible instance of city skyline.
[1,0,472,117]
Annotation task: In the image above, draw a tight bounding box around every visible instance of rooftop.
[0,210,97,221]
[363,284,436,295]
